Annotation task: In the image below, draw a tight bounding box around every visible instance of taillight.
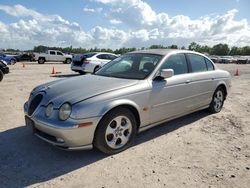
[80,56,90,64]
[83,60,90,64]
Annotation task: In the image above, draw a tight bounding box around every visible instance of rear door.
[185,53,216,109]
[96,54,111,66]
[48,51,56,61]
[56,51,64,61]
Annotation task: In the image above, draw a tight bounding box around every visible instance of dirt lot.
[0,62,249,188]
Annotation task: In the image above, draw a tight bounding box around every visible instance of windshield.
[95,53,163,80]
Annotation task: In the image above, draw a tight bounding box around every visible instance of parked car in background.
[33,50,72,64]
[15,53,35,62]
[24,49,231,154]
[71,52,118,74]
[0,60,9,82]
[0,53,17,65]
[217,56,235,64]
[209,55,219,63]
[234,56,249,64]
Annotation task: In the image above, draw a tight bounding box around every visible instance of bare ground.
[0,62,249,188]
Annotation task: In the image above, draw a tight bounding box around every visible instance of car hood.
[3,56,12,61]
[33,75,138,107]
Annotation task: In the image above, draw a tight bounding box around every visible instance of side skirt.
[138,105,209,133]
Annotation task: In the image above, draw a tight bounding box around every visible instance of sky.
[0,0,250,50]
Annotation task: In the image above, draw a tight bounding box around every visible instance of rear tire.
[94,107,137,154]
[0,70,3,82]
[94,66,100,73]
[38,58,45,64]
[79,71,85,75]
[209,87,225,113]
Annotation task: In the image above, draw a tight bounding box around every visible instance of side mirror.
[159,69,174,79]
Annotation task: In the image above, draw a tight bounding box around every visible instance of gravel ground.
[0,62,249,188]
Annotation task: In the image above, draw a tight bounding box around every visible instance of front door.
[149,53,193,124]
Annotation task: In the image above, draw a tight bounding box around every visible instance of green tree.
[211,44,229,56]
[168,45,178,49]
[241,46,250,55]
[149,45,166,49]
[229,46,241,56]
[188,42,200,51]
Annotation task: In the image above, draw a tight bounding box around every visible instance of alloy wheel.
[105,116,132,149]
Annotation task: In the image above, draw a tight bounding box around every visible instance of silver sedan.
[24,49,231,154]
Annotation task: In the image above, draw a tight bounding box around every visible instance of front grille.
[28,94,43,116]
[73,61,83,66]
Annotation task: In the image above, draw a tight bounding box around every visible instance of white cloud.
[0,2,250,50]
[110,19,122,25]
[97,0,157,28]
[83,7,103,13]
[94,0,250,47]
[0,4,42,18]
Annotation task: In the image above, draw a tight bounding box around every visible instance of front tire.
[94,107,137,154]
[0,70,3,82]
[10,59,16,65]
[209,87,225,113]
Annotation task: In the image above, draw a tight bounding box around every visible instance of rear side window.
[83,53,97,58]
[205,58,214,71]
[50,51,56,55]
[161,54,188,75]
[97,54,109,60]
[187,54,207,73]
[108,55,117,60]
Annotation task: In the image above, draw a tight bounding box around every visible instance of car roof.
[128,49,201,56]
[82,52,117,55]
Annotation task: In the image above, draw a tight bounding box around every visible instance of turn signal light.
[78,122,93,127]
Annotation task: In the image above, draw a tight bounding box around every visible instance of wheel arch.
[215,82,228,99]
[94,65,100,72]
[99,100,141,130]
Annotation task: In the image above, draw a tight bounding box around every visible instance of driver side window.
[161,53,188,75]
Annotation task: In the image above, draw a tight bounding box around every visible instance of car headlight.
[45,103,53,117]
[59,103,71,121]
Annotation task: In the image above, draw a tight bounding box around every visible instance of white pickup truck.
[33,50,72,64]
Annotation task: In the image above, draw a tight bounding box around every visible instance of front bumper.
[24,103,102,150]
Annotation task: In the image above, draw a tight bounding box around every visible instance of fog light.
[56,138,64,143]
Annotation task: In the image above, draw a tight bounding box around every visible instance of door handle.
[185,80,191,84]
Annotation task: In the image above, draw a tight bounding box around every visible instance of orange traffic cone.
[51,67,56,74]
[234,68,239,76]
